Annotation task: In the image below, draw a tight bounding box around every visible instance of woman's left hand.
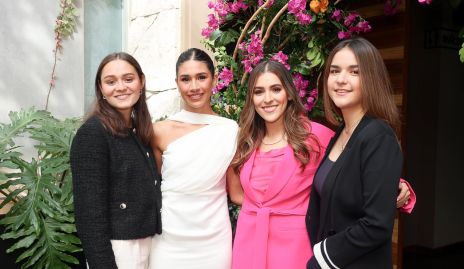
[396,181,410,208]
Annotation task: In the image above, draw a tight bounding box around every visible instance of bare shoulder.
[152,120,187,151]
[154,119,184,135]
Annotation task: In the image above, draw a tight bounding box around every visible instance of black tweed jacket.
[70,116,162,269]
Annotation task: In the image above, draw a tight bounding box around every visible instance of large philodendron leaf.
[0,108,82,268]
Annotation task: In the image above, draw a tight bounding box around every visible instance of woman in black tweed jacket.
[70,52,161,269]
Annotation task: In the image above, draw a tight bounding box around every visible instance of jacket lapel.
[240,149,260,203]
[318,117,370,232]
[262,146,299,202]
[129,130,158,180]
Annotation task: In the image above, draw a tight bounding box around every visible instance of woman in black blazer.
[306,37,403,269]
[70,52,161,269]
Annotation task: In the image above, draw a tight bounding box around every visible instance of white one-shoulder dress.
[149,110,238,269]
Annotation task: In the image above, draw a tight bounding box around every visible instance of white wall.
[0,0,84,123]
[126,0,182,121]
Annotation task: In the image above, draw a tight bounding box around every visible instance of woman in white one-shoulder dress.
[149,48,237,269]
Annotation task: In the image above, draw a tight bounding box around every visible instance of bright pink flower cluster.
[258,0,275,7]
[337,12,371,40]
[293,73,317,111]
[239,31,264,73]
[271,51,291,70]
[214,67,234,93]
[202,0,249,38]
[418,0,432,4]
[384,0,401,15]
[293,73,309,97]
[331,9,342,21]
[288,0,313,25]
[304,88,318,111]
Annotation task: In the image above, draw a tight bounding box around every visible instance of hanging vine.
[45,0,79,110]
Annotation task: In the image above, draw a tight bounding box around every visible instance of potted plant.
[0,108,82,268]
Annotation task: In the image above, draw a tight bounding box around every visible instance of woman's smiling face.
[252,71,289,125]
[176,60,216,114]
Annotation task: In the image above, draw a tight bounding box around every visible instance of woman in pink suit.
[228,60,333,269]
[227,60,415,269]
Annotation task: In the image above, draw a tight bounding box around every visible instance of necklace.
[340,117,363,151]
[262,134,285,145]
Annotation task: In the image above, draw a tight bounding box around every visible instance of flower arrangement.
[202,0,440,122]
[202,0,373,122]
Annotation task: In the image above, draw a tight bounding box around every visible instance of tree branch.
[262,4,288,46]
[232,0,271,61]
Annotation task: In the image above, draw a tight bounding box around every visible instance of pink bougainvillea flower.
[240,31,264,73]
[304,88,318,111]
[344,13,358,27]
[293,73,309,94]
[337,30,351,40]
[215,0,230,17]
[288,0,307,14]
[213,67,234,94]
[309,88,318,99]
[384,0,396,15]
[271,51,291,70]
[207,14,219,28]
[331,9,342,21]
[296,12,312,25]
[218,67,234,86]
[201,27,214,38]
[418,0,432,4]
[288,0,313,25]
[356,20,372,33]
[229,0,249,13]
[258,0,275,7]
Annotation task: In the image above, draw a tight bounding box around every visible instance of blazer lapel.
[318,116,370,231]
[263,146,299,202]
[240,149,260,203]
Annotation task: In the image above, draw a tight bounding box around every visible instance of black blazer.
[306,116,402,269]
[70,117,162,269]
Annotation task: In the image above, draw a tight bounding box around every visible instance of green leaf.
[7,234,37,252]
[55,251,79,264]
[0,188,25,209]
[459,45,464,63]
[0,215,21,225]
[1,226,34,240]
[215,29,240,47]
[23,243,47,268]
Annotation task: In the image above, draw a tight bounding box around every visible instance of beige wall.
[180,0,212,53]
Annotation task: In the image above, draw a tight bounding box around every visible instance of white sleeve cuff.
[313,240,340,269]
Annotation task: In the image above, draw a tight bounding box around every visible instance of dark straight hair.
[88,52,153,145]
[175,48,215,77]
[322,37,400,133]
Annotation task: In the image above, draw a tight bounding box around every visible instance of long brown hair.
[322,37,400,132]
[231,61,321,173]
[88,52,153,145]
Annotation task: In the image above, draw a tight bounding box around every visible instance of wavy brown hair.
[231,61,321,173]
[322,37,400,133]
[87,52,153,145]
